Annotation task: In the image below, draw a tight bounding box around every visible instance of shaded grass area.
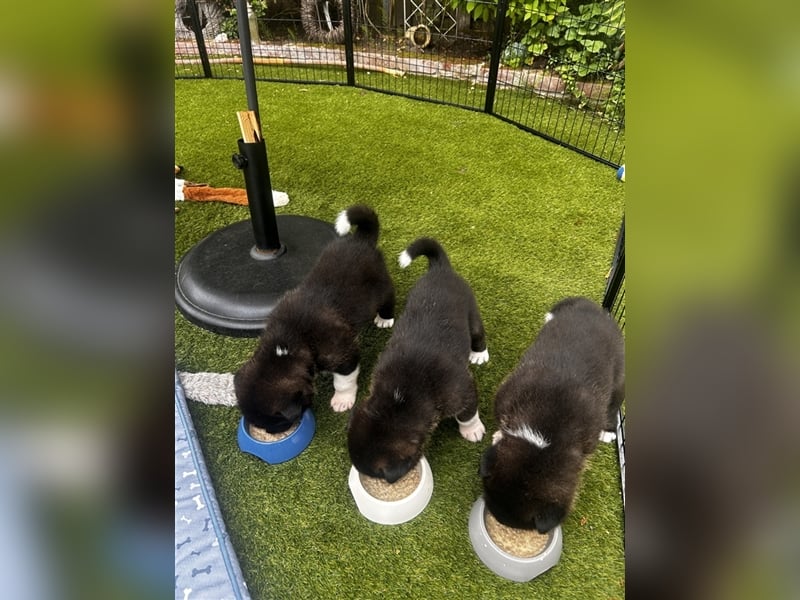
[175,78,624,599]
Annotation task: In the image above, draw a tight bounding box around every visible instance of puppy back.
[334,204,380,246]
[398,237,452,270]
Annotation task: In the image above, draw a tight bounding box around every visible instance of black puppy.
[348,237,490,483]
[234,205,395,433]
[480,296,624,533]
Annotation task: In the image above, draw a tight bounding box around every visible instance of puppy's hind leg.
[467,303,489,365]
[455,378,485,442]
[469,317,489,365]
[600,377,625,443]
[374,287,395,329]
[469,348,489,365]
[331,365,360,412]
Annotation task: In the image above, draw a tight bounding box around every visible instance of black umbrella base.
[175,215,337,337]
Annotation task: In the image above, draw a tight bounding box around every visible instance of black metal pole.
[232,0,281,252]
[187,0,212,78]
[484,0,509,114]
[342,0,356,86]
[236,0,261,125]
[235,139,282,252]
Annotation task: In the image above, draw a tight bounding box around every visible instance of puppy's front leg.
[457,410,486,442]
[330,365,360,412]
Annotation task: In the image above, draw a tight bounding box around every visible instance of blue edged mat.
[175,372,250,600]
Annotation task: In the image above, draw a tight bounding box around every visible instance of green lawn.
[175,78,625,599]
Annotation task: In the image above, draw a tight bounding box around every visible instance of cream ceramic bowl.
[348,456,434,525]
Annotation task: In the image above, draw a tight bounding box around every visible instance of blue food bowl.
[237,409,316,464]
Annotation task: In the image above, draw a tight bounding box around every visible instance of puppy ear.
[479,445,497,478]
[535,502,566,534]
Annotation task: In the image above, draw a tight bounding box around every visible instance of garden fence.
[176,0,625,167]
[602,217,625,505]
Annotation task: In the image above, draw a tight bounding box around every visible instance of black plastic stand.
[175,136,336,336]
[175,0,337,337]
[175,215,336,336]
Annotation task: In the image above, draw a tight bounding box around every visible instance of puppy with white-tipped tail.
[480,296,624,534]
[348,237,490,483]
[234,205,396,434]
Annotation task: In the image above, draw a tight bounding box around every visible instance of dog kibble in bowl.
[247,421,299,442]
[358,462,422,501]
[484,510,549,558]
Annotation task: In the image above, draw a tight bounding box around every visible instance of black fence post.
[602,217,625,315]
[187,0,213,78]
[342,0,356,86]
[484,0,509,114]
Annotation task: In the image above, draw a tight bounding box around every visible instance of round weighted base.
[175,215,337,337]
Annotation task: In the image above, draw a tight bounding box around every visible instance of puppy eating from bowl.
[348,237,490,484]
[480,296,624,535]
[234,204,396,435]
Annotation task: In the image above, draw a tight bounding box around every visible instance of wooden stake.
[236,110,262,143]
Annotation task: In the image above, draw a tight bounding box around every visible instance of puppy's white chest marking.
[504,425,550,449]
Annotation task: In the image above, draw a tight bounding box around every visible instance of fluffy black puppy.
[480,296,624,533]
[348,237,490,483]
[234,205,395,433]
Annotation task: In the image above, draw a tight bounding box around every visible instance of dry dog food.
[248,421,299,442]
[484,509,550,557]
[359,462,422,501]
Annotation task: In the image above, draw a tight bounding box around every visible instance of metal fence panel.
[175,0,624,166]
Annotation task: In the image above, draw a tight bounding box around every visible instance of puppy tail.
[398,237,452,270]
[334,204,380,246]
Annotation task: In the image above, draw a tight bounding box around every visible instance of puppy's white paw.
[469,349,489,365]
[457,412,486,442]
[374,315,394,328]
[599,430,617,443]
[331,368,359,412]
[330,390,356,412]
[459,419,486,442]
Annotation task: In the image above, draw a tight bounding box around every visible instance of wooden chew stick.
[236,110,262,143]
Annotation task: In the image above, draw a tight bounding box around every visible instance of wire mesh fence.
[602,217,625,505]
[175,0,625,166]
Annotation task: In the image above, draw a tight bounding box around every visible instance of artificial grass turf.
[175,78,625,599]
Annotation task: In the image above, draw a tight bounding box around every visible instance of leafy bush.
[451,0,625,124]
[217,0,270,39]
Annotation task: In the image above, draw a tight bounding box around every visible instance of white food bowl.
[468,496,563,582]
[347,456,434,525]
